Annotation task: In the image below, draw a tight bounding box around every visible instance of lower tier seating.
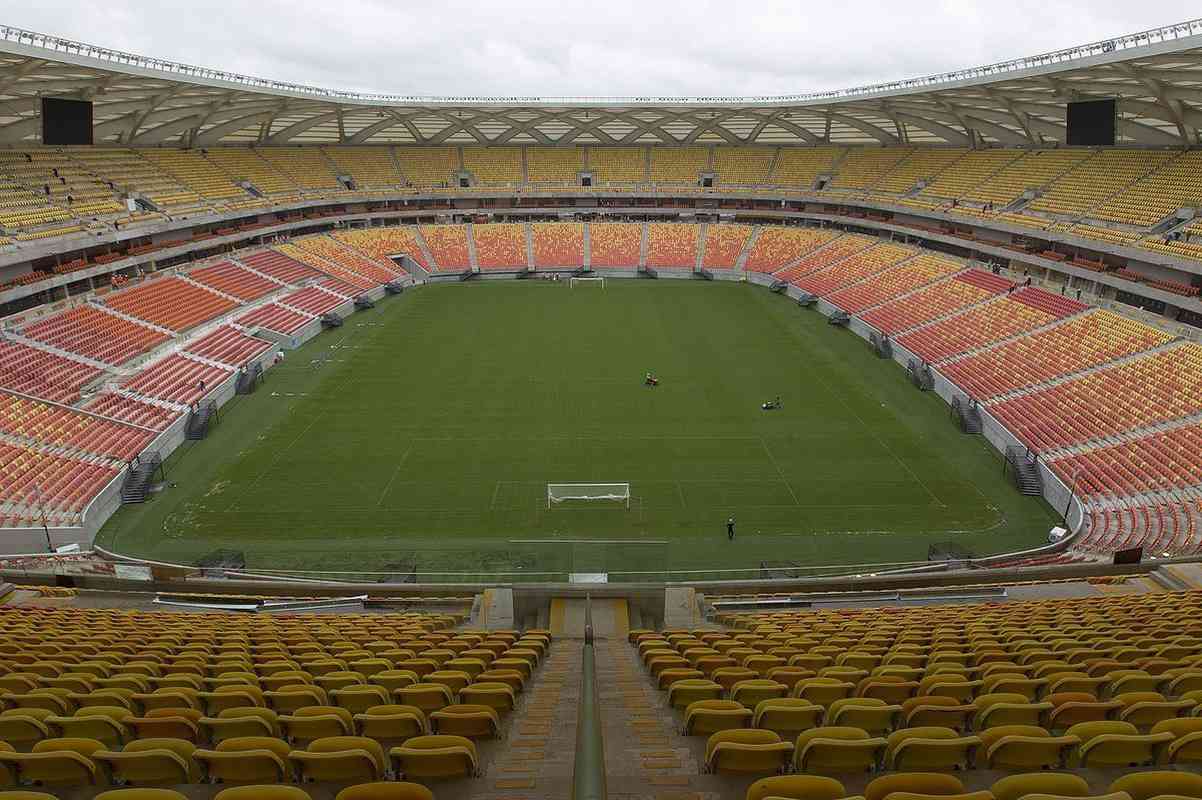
[120,354,234,407]
[0,390,155,461]
[0,340,102,404]
[860,270,1011,335]
[17,306,170,366]
[589,223,643,268]
[184,327,274,368]
[531,222,584,268]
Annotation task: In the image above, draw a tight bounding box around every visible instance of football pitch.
[95,280,1059,580]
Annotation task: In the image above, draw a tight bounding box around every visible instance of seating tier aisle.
[238,251,324,285]
[472,224,527,270]
[0,442,118,527]
[323,147,404,190]
[871,149,968,196]
[184,326,274,368]
[280,287,346,316]
[1050,423,1202,501]
[395,147,459,188]
[895,288,1073,364]
[649,147,709,185]
[0,390,155,461]
[860,270,1012,335]
[462,147,523,186]
[773,235,875,284]
[121,354,233,406]
[627,590,1202,793]
[418,226,471,271]
[714,147,775,186]
[273,244,375,291]
[646,223,699,269]
[137,149,249,207]
[531,223,584,268]
[589,223,643,268]
[769,147,843,188]
[82,393,181,431]
[286,237,399,286]
[1027,149,1174,219]
[235,303,313,336]
[188,262,281,302]
[827,148,913,193]
[588,148,647,185]
[826,254,962,314]
[742,228,840,274]
[526,147,583,185]
[793,243,915,297]
[102,277,237,333]
[334,227,430,271]
[988,344,1202,453]
[17,305,170,366]
[0,606,558,798]
[939,310,1173,400]
[203,150,299,198]
[0,340,102,404]
[702,224,754,269]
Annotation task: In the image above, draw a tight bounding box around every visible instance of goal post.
[569,276,605,288]
[547,482,630,509]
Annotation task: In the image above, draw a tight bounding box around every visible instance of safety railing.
[573,594,606,800]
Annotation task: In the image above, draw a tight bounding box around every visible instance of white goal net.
[547,482,630,508]
[570,276,605,288]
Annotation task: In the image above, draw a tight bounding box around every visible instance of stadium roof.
[1,20,1201,147]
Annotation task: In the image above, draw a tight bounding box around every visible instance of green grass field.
[95,280,1059,580]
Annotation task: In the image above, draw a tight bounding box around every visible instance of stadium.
[0,8,1200,799]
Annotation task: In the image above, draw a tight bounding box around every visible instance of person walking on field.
[727,517,735,541]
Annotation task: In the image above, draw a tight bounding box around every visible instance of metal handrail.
[573,594,606,800]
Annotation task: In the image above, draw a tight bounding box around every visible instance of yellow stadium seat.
[290,735,386,783]
[281,706,354,744]
[991,773,1091,800]
[390,734,478,779]
[0,748,98,786]
[94,792,190,800]
[827,697,901,734]
[753,698,824,739]
[458,681,515,712]
[704,728,793,774]
[794,726,886,773]
[1110,772,1202,800]
[428,703,500,739]
[746,774,848,800]
[94,737,198,785]
[335,783,435,800]
[355,704,427,744]
[1070,720,1172,767]
[866,773,966,800]
[886,727,981,771]
[213,788,313,800]
[193,736,291,784]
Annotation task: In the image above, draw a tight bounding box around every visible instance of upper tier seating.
[916,150,1024,201]
[121,354,233,406]
[323,147,404,190]
[236,303,313,336]
[526,147,584,185]
[136,149,249,206]
[0,442,118,527]
[18,305,170,366]
[0,339,102,404]
[960,149,1092,207]
[988,344,1202,452]
[1028,149,1174,219]
[793,243,914,296]
[188,261,280,302]
[238,251,324,285]
[531,223,584,268]
[472,224,528,270]
[773,235,875,284]
[184,326,274,368]
[0,390,155,461]
[588,148,647,185]
[939,310,1173,400]
[102,277,237,332]
[770,147,843,188]
[461,147,523,186]
[828,148,914,192]
[701,224,754,269]
[826,253,962,314]
[418,225,471,271]
[589,223,642,268]
[1092,150,1202,228]
[645,223,699,269]
[860,270,1012,335]
[257,149,343,193]
[204,150,299,198]
[649,147,709,185]
[82,392,181,431]
[742,228,840,273]
[871,148,968,195]
[394,147,459,188]
[714,147,775,186]
[334,227,430,270]
[0,151,122,221]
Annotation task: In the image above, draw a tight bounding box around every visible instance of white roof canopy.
[0,20,1200,147]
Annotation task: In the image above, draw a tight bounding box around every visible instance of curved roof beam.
[129,113,205,144]
[889,111,971,145]
[825,111,899,144]
[346,112,421,144]
[193,109,278,145]
[263,110,341,144]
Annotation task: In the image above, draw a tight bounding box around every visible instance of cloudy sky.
[4,1,1195,97]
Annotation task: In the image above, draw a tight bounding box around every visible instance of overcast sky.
[5,1,1196,97]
